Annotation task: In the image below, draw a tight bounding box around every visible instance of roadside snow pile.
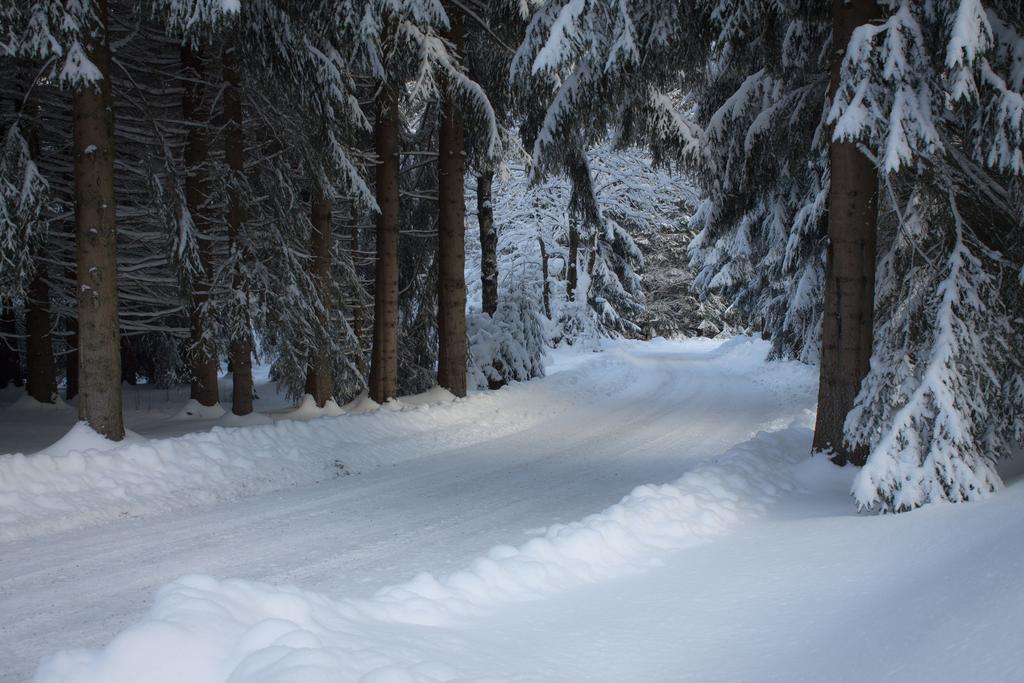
[269,394,346,420]
[34,422,814,683]
[36,422,148,455]
[368,422,813,625]
[0,384,568,543]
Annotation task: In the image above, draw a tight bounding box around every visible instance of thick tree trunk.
[72,0,124,440]
[436,7,468,397]
[26,270,57,402]
[350,204,366,378]
[304,191,333,407]
[223,42,253,416]
[566,216,579,302]
[813,0,881,466]
[0,301,22,388]
[368,85,401,404]
[539,238,551,319]
[182,44,219,407]
[477,172,498,317]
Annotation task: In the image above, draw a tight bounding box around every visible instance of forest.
[1,2,1023,681]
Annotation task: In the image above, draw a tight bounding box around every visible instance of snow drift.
[0,384,573,543]
[34,422,813,683]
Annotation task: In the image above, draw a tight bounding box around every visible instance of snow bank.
[0,339,664,544]
[367,422,813,625]
[274,394,346,419]
[34,422,814,683]
[0,383,570,543]
[36,421,147,456]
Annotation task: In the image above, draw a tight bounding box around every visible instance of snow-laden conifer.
[517,0,1022,511]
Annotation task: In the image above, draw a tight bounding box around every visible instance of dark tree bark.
[182,43,219,408]
[17,67,56,403]
[120,337,139,385]
[368,84,401,403]
[586,235,597,280]
[65,316,79,400]
[0,301,22,389]
[72,0,124,440]
[350,203,366,378]
[813,0,881,466]
[25,270,57,402]
[223,42,253,416]
[566,216,579,302]
[476,171,506,391]
[538,238,551,319]
[304,191,333,407]
[477,172,498,317]
[436,7,468,397]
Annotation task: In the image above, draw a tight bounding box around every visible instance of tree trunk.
[0,301,22,389]
[26,270,57,402]
[539,238,551,319]
[223,42,253,416]
[73,0,124,440]
[182,43,219,408]
[304,191,333,407]
[368,84,400,404]
[436,7,468,398]
[66,316,79,400]
[813,0,881,466]
[350,203,366,377]
[477,172,498,317]
[120,336,140,385]
[566,216,579,302]
[18,67,56,403]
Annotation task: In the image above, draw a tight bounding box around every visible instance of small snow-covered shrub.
[467,290,548,390]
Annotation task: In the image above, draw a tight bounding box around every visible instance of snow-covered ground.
[2,338,1022,682]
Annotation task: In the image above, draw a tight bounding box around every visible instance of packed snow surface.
[2,338,1022,682]
[0,384,545,542]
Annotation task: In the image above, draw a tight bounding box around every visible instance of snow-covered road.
[1,338,815,682]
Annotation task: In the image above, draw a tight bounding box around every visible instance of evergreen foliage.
[517,0,1023,511]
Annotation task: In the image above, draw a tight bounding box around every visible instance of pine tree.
[181,42,219,409]
[71,0,125,439]
[368,81,401,403]
[304,188,334,408]
[222,36,254,417]
[813,0,883,466]
[476,170,498,316]
[349,203,367,377]
[25,268,56,403]
[833,0,1024,509]
[15,86,58,404]
[64,316,77,400]
[436,3,469,398]
[463,1,532,320]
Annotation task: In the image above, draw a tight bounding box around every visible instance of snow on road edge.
[34,420,815,683]
[0,363,620,543]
